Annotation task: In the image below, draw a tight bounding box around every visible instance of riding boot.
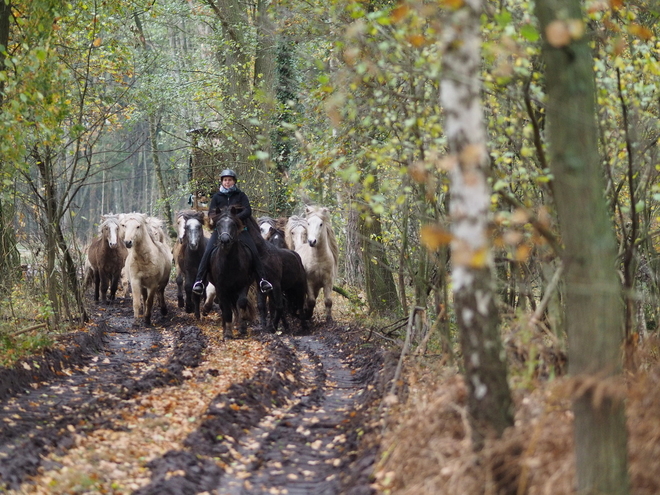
[193,230,218,294]
[240,230,273,293]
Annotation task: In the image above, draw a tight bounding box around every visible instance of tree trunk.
[149,115,173,225]
[440,0,513,450]
[0,0,10,107]
[359,211,400,315]
[535,0,630,492]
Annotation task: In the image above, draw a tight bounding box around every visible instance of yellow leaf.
[93,37,102,47]
[469,247,489,268]
[441,0,464,9]
[421,224,453,251]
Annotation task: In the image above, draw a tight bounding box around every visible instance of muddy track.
[0,294,391,494]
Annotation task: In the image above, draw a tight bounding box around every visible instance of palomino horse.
[121,213,171,327]
[85,214,128,303]
[286,206,339,321]
[173,210,208,316]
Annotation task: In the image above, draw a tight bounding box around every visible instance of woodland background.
[0,0,659,493]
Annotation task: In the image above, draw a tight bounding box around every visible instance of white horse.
[286,206,339,321]
[120,213,171,326]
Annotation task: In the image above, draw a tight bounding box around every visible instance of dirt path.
[0,289,389,494]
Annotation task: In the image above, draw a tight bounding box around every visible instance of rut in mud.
[0,290,393,494]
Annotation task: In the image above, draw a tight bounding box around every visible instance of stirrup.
[259,279,273,293]
[192,281,204,295]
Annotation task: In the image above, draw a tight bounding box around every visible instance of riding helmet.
[220,169,237,180]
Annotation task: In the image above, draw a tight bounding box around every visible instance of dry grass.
[373,333,660,495]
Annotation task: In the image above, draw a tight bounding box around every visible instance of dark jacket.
[208,187,252,226]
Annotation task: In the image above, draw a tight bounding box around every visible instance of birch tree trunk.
[535,0,629,491]
[440,0,513,450]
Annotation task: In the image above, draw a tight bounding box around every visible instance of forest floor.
[4,283,660,495]
[0,285,395,494]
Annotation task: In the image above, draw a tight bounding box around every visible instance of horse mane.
[285,215,307,249]
[257,216,276,229]
[176,209,206,224]
[146,216,168,244]
[98,213,120,233]
[305,205,339,266]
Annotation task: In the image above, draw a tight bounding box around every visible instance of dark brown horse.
[85,214,128,303]
[173,210,208,316]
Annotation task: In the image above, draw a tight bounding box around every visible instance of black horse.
[173,210,208,317]
[196,206,281,337]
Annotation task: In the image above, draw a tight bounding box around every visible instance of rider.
[191,169,273,295]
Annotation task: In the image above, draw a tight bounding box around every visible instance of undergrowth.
[0,282,57,367]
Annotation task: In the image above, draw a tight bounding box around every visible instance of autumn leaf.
[92,37,102,47]
[407,34,426,47]
[390,4,409,23]
[421,224,453,251]
[628,24,653,41]
[546,20,572,47]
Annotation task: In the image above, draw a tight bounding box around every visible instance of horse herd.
[83,206,339,337]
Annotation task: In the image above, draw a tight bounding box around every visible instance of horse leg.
[93,272,101,302]
[256,291,269,332]
[100,273,110,304]
[131,281,142,326]
[109,274,119,301]
[143,289,156,327]
[220,301,234,339]
[158,286,168,316]
[176,272,185,308]
[270,288,284,334]
[237,293,251,337]
[323,284,333,322]
[202,283,216,316]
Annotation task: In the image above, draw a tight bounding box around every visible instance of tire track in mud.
[0,301,206,491]
[217,335,365,495]
[137,327,387,495]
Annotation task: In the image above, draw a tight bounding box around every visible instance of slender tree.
[440,0,514,449]
[535,0,629,492]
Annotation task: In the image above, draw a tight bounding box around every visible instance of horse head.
[215,207,243,249]
[176,210,204,250]
[286,216,308,251]
[258,216,275,240]
[121,213,148,249]
[305,206,331,248]
[100,214,120,249]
